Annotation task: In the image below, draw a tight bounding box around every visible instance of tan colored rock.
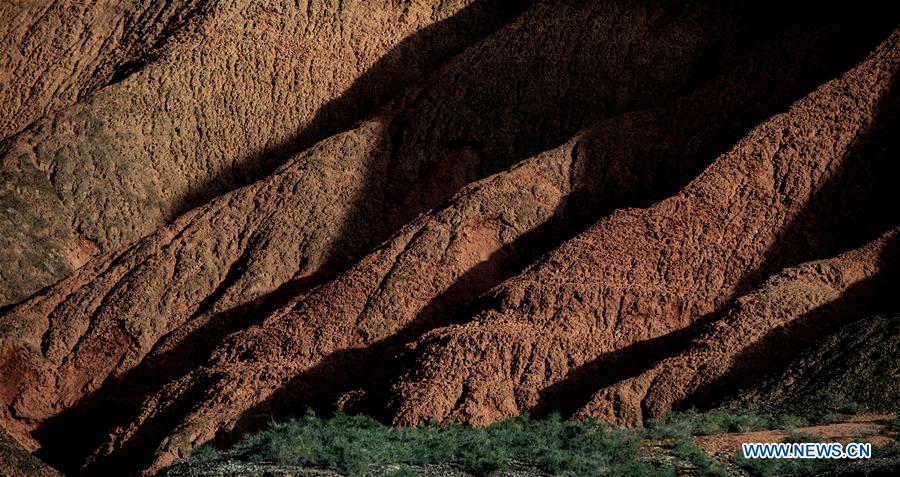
[0,0,520,306]
[0,0,206,140]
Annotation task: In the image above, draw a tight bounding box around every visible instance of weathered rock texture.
[1,0,755,450]
[576,230,900,426]
[0,0,788,468]
[389,28,900,427]
[62,15,900,476]
[0,120,390,449]
[0,0,207,140]
[0,1,898,476]
[734,312,900,419]
[0,0,523,307]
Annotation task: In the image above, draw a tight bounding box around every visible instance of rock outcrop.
[0,0,522,307]
[66,16,900,476]
[0,2,898,476]
[576,230,900,425]
[389,29,900,427]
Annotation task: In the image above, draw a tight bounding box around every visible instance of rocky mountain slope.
[735,313,900,419]
[0,1,898,475]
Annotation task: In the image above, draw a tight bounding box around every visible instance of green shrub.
[189,445,219,462]
[815,392,867,418]
[821,413,848,424]
[873,441,900,458]
[671,436,727,477]
[229,411,672,476]
[645,409,807,439]
[197,409,865,476]
[887,412,900,433]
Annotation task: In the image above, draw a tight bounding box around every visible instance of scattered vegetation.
[811,392,868,423]
[827,394,868,415]
[644,409,807,439]
[887,413,900,433]
[189,445,219,462]
[229,411,671,476]
[177,408,897,476]
[873,441,900,458]
[671,435,728,477]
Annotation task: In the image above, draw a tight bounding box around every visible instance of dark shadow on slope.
[195,13,900,445]
[31,272,331,476]
[739,312,900,418]
[170,0,532,218]
[733,68,900,296]
[529,309,728,420]
[71,198,573,476]
[97,0,214,90]
[31,3,900,475]
[526,65,900,424]
[566,12,896,227]
[683,233,900,411]
[171,0,767,231]
[31,2,533,472]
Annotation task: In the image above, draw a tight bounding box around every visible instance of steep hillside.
[0,2,897,476]
[56,18,899,476]
[735,313,900,418]
[0,0,522,306]
[390,29,900,428]
[576,230,899,425]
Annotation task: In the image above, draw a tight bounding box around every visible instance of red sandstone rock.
[80,20,900,477]
[388,29,900,428]
[0,3,898,476]
[0,0,520,307]
[576,229,900,426]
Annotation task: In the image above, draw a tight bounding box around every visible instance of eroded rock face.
[735,312,900,418]
[575,230,900,426]
[0,0,207,140]
[0,121,390,448]
[388,29,900,428]
[1,2,899,476]
[0,0,521,307]
[61,16,900,476]
[1,0,782,469]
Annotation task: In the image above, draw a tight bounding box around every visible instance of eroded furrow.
[76,14,899,476]
[388,29,900,428]
[576,228,899,426]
